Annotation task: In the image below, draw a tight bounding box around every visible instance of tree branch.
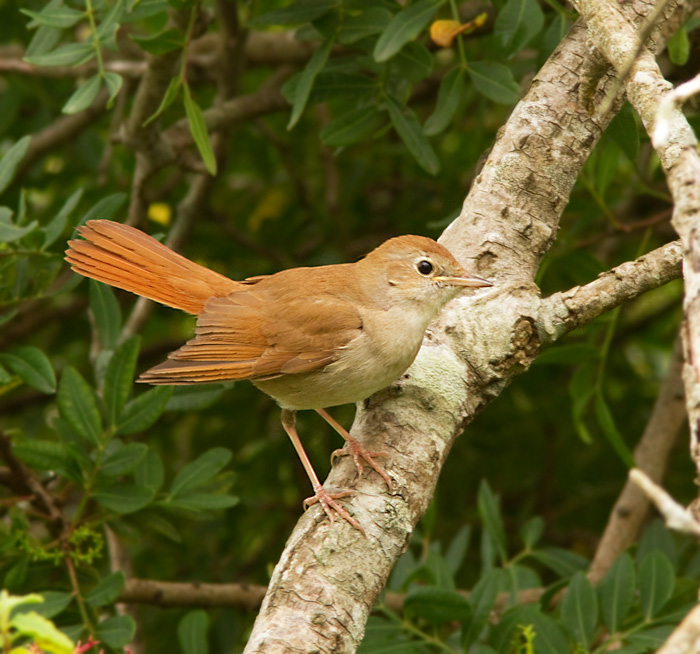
[538,240,682,345]
[242,2,694,652]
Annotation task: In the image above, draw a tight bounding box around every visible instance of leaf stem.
[84,0,104,77]
[448,0,468,67]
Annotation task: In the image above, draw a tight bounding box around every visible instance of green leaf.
[321,105,381,146]
[561,571,598,647]
[639,551,675,619]
[170,447,232,497]
[373,0,442,62]
[26,23,61,58]
[178,610,209,654]
[134,448,165,492]
[101,442,148,476]
[131,27,185,55]
[165,384,225,412]
[338,7,392,44]
[540,14,570,61]
[520,516,544,548]
[531,547,589,577]
[608,102,639,163]
[80,192,128,224]
[445,525,471,575]
[249,0,336,26]
[526,607,570,654]
[57,366,103,446]
[390,41,434,83]
[22,5,85,29]
[94,483,155,514]
[41,188,82,248]
[283,72,376,106]
[638,518,678,567]
[4,557,29,591]
[95,615,136,648]
[668,25,690,65]
[103,336,140,427]
[477,479,508,564]
[183,85,217,175]
[534,343,600,365]
[26,591,73,619]
[89,280,122,351]
[598,552,636,633]
[144,76,182,126]
[10,612,74,654]
[467,61,520,104]
[13,440,72,472]
[135,510,181,541]
[104,72,123,108]
[62,74,101,114]
[166,493,239,511]
[95,0,124,44]
[288,37,334,129]
[3,592,44,612]
[494,0,544,56]
[0,209,38,243]
[594,394,635,468]
[386,95,439,175]
[425,67,466,136]
[24,41,95,67]
[627,625,675,649]
[85,572,126,607]
[0,346,55,393]
[462,569,501,649]
[0,135,31,196]
[117,386,173,435]
[404,586,471,623]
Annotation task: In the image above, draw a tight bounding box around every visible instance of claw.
[332,439,394,491]
[304,487,365,534]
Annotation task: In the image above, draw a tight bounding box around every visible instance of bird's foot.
[332,437,393,492]
[304,487,365,534]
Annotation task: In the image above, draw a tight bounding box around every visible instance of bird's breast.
[254,303,430,410]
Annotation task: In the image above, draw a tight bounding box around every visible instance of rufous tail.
[65,220,241,314]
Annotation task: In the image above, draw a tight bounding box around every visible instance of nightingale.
[65,220,492,532]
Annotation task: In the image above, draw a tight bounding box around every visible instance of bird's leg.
[316,408,393,491]
[280,409,364,534]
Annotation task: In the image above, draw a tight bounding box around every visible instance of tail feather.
[65,220,241,314]
[137,358,279,384]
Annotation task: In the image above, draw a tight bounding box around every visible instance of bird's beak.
[435,274,493,288]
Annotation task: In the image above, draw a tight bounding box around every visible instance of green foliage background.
[0,0,697,652]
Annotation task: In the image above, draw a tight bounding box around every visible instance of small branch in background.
[118,578,544,615]
[630,468,700,538]
[588,335,686,584]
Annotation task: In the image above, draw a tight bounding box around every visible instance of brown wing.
[137,278,363,384]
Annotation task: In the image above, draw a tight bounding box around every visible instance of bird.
[65,220,492,531]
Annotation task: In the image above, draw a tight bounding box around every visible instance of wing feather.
[138,278,363,384]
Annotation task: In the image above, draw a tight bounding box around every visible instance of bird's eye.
[416,260,433,275]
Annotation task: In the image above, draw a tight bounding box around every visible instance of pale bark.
[243,2,693,652]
